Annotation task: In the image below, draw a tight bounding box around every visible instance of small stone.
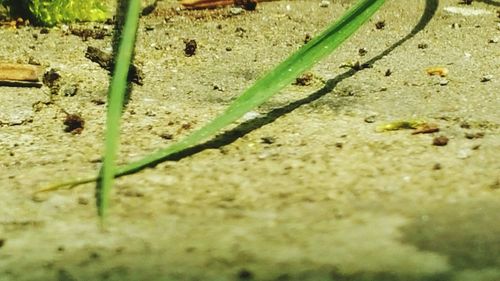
[439,79,449,86]
[242,111,261,121]
[480,74,493,82]
[433,136,449,146]
[184,39,197,57]
[375,21,385,30]
[364,115,377,123]
[261,136,276,144]
[488,37,499,43]
[417,43,428,49]
[230,7,244,15]
[319,0,330,8]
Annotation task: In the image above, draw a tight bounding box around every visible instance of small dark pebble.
[226,47,232,51]
[141,1,158,16]
[433,163,442,170]
[417,43,428,49]
[465,132,484,139]
[304,33,312,44]
[70,27,109,41]
[160,132,174,140]
[433,136,449,146]
[237,269,253,280]
[460,122,471,129]
[57,246,65,252]
[91,99,105,105]
[261,136,276,144]
[43,68,61,88]
[358,47,368,56]
[40,28,49,34]
[184,39,197,57]
[375,20,385,30]
[352,61,372,71]
[63,114,85,134]
[293,72,314,86]
[236,0,257,10]
[384,69,392,76]
[335,142,343,149]
[0,239,5,248]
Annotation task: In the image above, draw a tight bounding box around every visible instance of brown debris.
[411,123,440,134]
[432,136,449,146]
[184,39,198,56]
[85,46,144,85]
[63,114,85,134]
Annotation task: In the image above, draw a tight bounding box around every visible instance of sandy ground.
[0,0,499,280]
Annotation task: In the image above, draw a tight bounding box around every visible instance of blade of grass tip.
[97,0,141,222]
[37,0,385,191]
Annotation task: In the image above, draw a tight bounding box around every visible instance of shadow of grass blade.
[113,0,386,176]
[37,0,385,193]
[97,0,141,222]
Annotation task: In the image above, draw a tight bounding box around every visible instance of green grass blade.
[114,0,386,176]
[97,0,141,221]
[37,0,385,192]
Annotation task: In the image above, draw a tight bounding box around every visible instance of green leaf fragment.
[2,0,108,26]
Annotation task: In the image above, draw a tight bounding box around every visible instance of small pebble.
[480,74,493,82]
[439,79,449,86]
[230,7,244,15]
[433,136,449,146]
[319,0,330,8]
[242,111,261,121]
[417,43,428,49]
[488,37,499,43]
[364,115,377,123]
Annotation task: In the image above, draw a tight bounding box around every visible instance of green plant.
[97,0,141,223]
[38,0,387,220]
[0,0,107,26]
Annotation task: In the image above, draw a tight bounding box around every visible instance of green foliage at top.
[0,0,108,26]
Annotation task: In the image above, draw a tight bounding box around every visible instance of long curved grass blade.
[116,0,386,174]
[97,0,141,222]
[37,0,385,192]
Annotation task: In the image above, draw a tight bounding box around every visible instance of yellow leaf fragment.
[426,66,449,77]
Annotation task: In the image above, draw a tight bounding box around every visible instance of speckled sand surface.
[0,0,499,280]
